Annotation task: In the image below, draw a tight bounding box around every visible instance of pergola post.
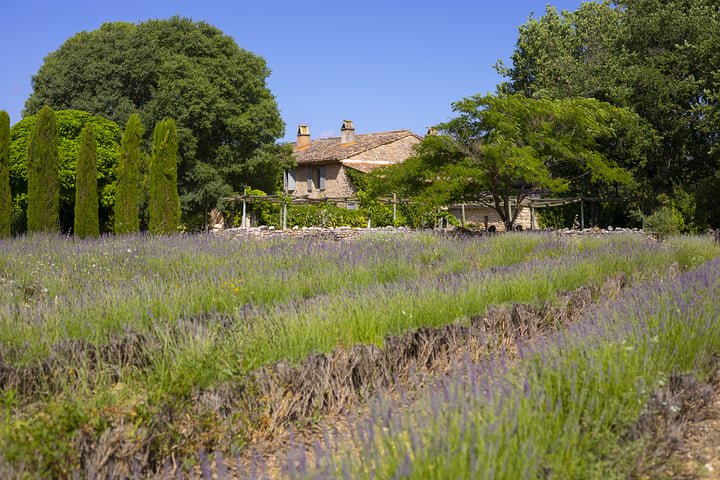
[242,198,248,231]
[393,193,397,224]
[530,205,534,230]
[283,203,288,230]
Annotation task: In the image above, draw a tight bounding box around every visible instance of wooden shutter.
[319,166,326,190]
[285,169,296,191]
[307,167,313,191]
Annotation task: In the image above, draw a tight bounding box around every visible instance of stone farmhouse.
[286,120,536,230]
[286,120,422,208]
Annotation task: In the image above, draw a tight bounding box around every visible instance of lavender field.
[0,231,718,479]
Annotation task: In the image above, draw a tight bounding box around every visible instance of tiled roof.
[293,130,422,165]
[339,159,394,174]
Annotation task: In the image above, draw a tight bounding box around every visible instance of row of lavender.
[0,232,717,478]
[280,248,720,478]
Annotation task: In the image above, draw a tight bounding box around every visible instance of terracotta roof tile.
[293,130,422,165]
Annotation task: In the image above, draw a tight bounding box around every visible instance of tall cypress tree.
[149,118,179,234]
[27,106,59,233]
[0,111,11,237]
[114,114,143,234]
[74,124,99,238]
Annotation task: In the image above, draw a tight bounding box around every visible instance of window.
[318,166,326,191]
[346,202,357,210]
[308,166,326,192]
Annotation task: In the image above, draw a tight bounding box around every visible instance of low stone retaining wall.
[210,225,413,241]
[210,224,661,241]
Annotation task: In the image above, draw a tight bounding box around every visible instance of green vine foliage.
[10,110,120,233]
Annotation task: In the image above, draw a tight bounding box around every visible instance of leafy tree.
[114,113,144,234]
[0,111,11,237]
[373,94,639,230]
[497,0,720,228]
[25,17,285,227]
[148,119,179,234]
[27,106,60,232]
[74,124,99,237]
[10,110,120,233]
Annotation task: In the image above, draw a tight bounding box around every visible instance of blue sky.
[0,0,584,143]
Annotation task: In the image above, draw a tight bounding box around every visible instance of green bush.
[10,110,120,233]
[148,119,180,234]
[73,124,99,238]
[644,206,684,239]
[27,106,60,233]
[0,111,11,237]
[114,114,144,234]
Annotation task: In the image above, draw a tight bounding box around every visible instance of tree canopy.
[10,110,120,233]
[24,16,287,227]
[373,94,640,229]
[496,0,720,228]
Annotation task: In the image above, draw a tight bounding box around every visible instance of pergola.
[224,194,629,231]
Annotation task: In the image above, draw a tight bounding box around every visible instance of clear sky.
[0,0,584,143]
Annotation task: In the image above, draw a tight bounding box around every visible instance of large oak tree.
[25,17,287,227]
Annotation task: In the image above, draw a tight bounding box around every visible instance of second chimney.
[340,120,355,145]
[297,125,310,150]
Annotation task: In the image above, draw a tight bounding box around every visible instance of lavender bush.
[0,231,716,478]
[297,250,720,479]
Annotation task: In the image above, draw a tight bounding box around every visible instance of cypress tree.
[114,114,143,234]
[27,106,59,233]
[148,118,180,234]
[74,124,99,238]
[0,111,11,237]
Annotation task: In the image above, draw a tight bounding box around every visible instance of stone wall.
[449,205,539,231]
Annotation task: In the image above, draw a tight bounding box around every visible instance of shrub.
[10,110,120,233]
[0,111,11,237]
[644,206,684,239]
[114,114,144,234]
[148,119,180,234]
[73,124,99,238]
[27,106,59,233]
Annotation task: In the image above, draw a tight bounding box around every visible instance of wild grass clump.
[297,254,720,479]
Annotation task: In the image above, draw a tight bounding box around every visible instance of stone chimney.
[340,120,355,145]
[426,127,438,136]
[296,125,310,150]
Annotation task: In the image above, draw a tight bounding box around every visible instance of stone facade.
[291,163,356,199]
[448,204,539,231]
